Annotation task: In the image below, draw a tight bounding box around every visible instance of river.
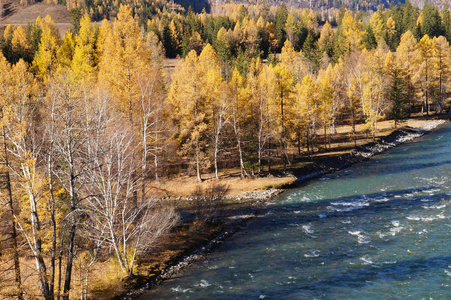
[141,122,451,299]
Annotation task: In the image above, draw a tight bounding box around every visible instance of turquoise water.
[142,123,451,299]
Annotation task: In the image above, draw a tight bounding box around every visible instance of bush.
[191,183,229,226]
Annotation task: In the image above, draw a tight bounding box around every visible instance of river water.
[141,123,451,299]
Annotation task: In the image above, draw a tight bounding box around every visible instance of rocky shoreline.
[121,119,447,300]
[289,120,446,186]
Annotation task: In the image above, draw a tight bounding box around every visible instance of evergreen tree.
[421,2,443,38]
[302,33,320,73]
[274,3,288,50]
[363,24,377,50]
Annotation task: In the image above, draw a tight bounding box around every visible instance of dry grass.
[147,174,297,198]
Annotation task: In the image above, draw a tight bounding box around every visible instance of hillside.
[0,0,71,35]
[227,0,447,11]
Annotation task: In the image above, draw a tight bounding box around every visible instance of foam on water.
[171,286,191,293]
[197,279,211,288]
[304,250,320,258]
[302,224,314,234]
[407,214,446,222]
[348,231,370,244]
[328,200,370,212]
[360,256,374,265]
[422,204,447,209]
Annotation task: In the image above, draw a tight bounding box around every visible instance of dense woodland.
[1,0,451,299]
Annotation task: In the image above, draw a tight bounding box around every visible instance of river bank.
[119,118,447,300]
[139,119,451,300]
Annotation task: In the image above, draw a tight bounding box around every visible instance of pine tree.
[274,3,288,50]
[385,51,408,126]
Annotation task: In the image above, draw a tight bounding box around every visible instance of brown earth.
[0,0,71,35]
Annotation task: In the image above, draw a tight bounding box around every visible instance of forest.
[0,0,451,299]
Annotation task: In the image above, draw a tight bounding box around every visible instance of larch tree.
[415,34,434,115]
[340,11,366,54]
[0,52,24,300]
[432,35,450,113]
[396,30,417,115]
[279,40,307,82]
[318,21,335,60]
[257,62,276,171]
[167,50,210,181]
[11,26,33,63]
[344,52,363,147]
[317,65,335,150]
[228,68,249,178]
[98,4,150,204]
[295,75,317,159]
[359,48,388,140]
[32,15,61,84]
[247,58,269,174]
[386,17,397,49]
[271,62,296,169]
[369,12,386,43]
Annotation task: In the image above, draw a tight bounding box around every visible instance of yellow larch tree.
[168,50,210,181]
[11,26,33,63]
[1,59,54,299]
[71,14,97,81]
[359,48,388,140]
[98,4,151,205]
[271,61,296,169]
[318,21,335,61]
[386,17,397,48]
[280,40,307,82]
[317,64,335,150]
[32,15,61,84]
[432,36,450,113]
[0,52,25,300]
[369,12,386,43]
[228,67,249,177]
[415,34,434,115]
[341,11,366,54]
[396,30,417,114]
[295,75,318,159]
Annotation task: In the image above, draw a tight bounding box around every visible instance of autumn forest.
[0,0,451,299]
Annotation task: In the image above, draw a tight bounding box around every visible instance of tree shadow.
[1,2,17,19]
